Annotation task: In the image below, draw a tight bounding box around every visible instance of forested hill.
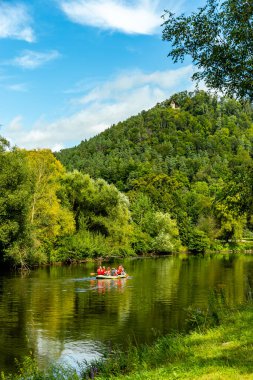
[2,90,253,269]
[55,90,253,251]
[56,90,253,190]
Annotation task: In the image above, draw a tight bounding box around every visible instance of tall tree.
[59,171,133,257]
[0,138,32,267]
[26,150,75,262]
[162,0,253,100]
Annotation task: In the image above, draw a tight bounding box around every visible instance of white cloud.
[12,50,61,69]
[8,115,23,132]
[77,67,194,105]
[6,83,28,92]
[0,2,35,42]
[4,66,197,150]
[58,0,180,35]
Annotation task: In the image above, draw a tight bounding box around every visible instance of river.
[0,253,252,374]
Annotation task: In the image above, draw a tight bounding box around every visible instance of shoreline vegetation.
[2,91,253,269]
[2,298,252,379]
[15,246,253,273]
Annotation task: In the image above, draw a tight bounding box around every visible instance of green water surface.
[0,254,252,373]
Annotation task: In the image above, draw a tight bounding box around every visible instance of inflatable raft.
[96,274,127,279]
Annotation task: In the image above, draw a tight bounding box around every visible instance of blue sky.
[0,0,205,151]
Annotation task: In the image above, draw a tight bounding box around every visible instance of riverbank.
[83,303,253,380]
[4,302,252,379]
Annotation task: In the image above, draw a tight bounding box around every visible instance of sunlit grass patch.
[2,304,252,379]
[91,305,253,380]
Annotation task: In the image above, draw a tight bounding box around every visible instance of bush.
[187,228,210,253]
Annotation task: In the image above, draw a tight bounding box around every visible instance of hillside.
[56,90,253,252]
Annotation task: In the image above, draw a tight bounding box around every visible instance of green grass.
[2,304,253,379]
[84,305,253,380]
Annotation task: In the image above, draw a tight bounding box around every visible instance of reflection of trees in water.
[177,254,250,309]
[0,276,31,372]
[244,259,253,301]
[0,255,252,373]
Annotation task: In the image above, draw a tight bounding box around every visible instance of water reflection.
[0,254,252,374]
[95,278,128,294]
[36,333,103,371]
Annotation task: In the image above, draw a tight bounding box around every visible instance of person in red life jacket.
[117,265,125,275]
[97,266,103,275]
[101,266,106,275]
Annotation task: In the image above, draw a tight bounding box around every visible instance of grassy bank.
[83,304,253,380]
[2,304,253,380]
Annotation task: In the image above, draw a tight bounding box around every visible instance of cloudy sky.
[0,0,205,151]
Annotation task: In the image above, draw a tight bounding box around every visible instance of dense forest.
[1,91,253,268]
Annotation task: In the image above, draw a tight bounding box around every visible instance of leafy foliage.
[56,91,253,251]
[25,150,75,263]
[162,0,253,100]
[1,90,253,266]
[0,140,32,267]
[55,170,134,260]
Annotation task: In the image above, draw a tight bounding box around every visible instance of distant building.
[170,100,180,109]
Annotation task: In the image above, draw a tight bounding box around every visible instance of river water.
[0,254,252,374]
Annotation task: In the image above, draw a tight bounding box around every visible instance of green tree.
[56,91,253,252]
[187,228,210,253]
[0,138,32,267]
[26,150,75,263]
[59,171,134,258]
[162,0,253,99]
[130,193,181,253]
[150,212,181,253]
